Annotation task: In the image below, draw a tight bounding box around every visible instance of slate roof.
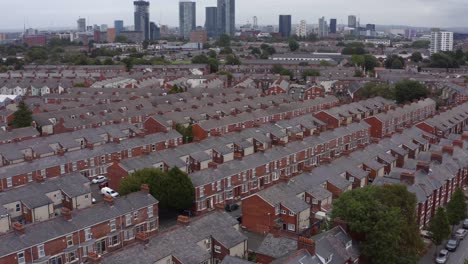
[101,212,246,264]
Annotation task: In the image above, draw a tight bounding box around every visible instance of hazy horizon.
[1,0,467,31]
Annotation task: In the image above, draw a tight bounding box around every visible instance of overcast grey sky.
[1,0,467,30]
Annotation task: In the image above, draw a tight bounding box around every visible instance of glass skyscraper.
[217,0,235,37]
[179,1,196,39]
[134,1,150,40]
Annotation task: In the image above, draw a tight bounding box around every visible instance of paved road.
[419,225,468,264]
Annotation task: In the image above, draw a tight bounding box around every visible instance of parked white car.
[101,187,119,198]
[91,175,107,184]
[455,228,467,240]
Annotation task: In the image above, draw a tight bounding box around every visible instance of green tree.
[207,58,219,73]
[225,55,241,65]
[168,84,184,94]
[288,38,300,52]
[219,47,233,54]
[429,53,459,68]
[385,55,405,69]
[175,124,194,143]
[207,49,217,58]
[119,167,195,211]
[251,47,261,55]
[218,70,233,84]
[446,188,467,232]
[411,40,430,49]
[115,35,128,43]
[411,52,423,63]
[428,207,451,256]
[191,54,209,64]
[357,82,394,99]
[332,185,423,264]
[394,80,429,104]
[302,69,320,79]
[10,101,33,128]
[142,40,149,50]
[217,34,231,47]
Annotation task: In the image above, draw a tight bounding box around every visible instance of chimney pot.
[297,236,316,256]
[13,222,25,235]
[103,195,114,206]
[141,184,150,194]
[177,215,190,225]
[61,207,72,221]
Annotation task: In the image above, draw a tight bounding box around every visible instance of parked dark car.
[463,219,468,229]
[225,203,239,212]
[445,238,459,252]
[98,181,109,189]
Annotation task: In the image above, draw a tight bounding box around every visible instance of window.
[288,224,295,231]
[67,251,77,263]
[275,205,280,215]
[124,229,134,240]
[60,164,65,174]
[109,235,119,246]
[148,219,157,231]
[227,177,232,187]
[289,211,295,216]
[27,173,33,182]
[147,206,153,218]
[214,245,221,253]
[199,186,205,198]
[37,244,45,258]
[306,197,311,203]
[15,203,20,212]
[6,177,12,188]
[84,228,91,241]
[125,214,132,226]
[312,199,318,205]
[281,209,286,215]
[40,169,46,176]
[151,144,156,151]
[66,235,73,247]
[110,219,116,232]
[135,224,145,234]
[272,172,279,181]
[17,252,25,264]
[101,156,105,163]
[50,256,62,264]
[72,162,77,171]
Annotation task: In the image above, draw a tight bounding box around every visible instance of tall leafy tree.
[428,207,451,255]
[288,38,299,52]
[411,52,423,63]
[446,188,467,231]
[394,80,429,104]
[11,101,33,128]
[332,185,423,264]
[217,34,231,47]
[119,167,195,212]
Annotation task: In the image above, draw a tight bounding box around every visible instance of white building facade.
[430,30,453,55]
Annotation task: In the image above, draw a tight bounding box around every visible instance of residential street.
[419,235,468,264]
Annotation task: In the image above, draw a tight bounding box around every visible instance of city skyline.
[1,0,467,31]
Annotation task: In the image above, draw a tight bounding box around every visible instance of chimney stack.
[141,184,150,194]
[400,172,415,185]
[416,161,430,174]
[103,195,114,206]
[12,222,25,235]
[177,215,190,225]
[442,145,454,156]
[297,236,316,256]
[61,207,72,221]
